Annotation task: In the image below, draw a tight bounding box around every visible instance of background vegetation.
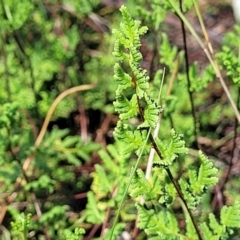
[0,0,240,239]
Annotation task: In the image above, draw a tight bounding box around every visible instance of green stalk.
[109,128,152,239]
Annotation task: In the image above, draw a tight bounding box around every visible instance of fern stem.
[133,72,203,239]
[151,136,203,239]
[109,128,152,239]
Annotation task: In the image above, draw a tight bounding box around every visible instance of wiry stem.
[168,0,240,124]
[133,72,203,240]
[178,0,199,148]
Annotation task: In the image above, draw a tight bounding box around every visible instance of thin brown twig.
[168,0,240,124]
[192,0,240,124]
[178,0,199,148]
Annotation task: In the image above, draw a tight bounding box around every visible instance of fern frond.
[130,64,149,97]
[119,6,147,47]
[113,121,146,156]
[138,93,162,129]
[200,222,216,240]
[129,45,143,65]
[199,203,240,240]
[220,201,240,228]
[98,149,119,173]
[189,151,218,195]
[129,169,162,200]
[136,204,180,239]
[154,129,188,166]
[159,33,178,69]
[112,39,125,62]
[208,213,224,236]
[114,94,138,120]
[186,214,198,239]
[114,63,133,91]
[91,164,113,199]
[178,178,198,210]
[85,191,106,224]
[179,151,218,209]
[119,6,136,40]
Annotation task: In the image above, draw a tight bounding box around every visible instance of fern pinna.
[109,5,240,240]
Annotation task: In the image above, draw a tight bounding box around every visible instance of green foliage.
[84,191,106,224]
[1,0,240,239]
[200,201,240,239]
[154,129,188,166]
[189,151,218,194]
[136,204,180,239]
[216,32,240,86]
[62,0,100,17]
[0,0,33,32]
[129,169,162,200]
[64,228,85,240]
[10,210,31,240]
[112,5,162,161]
[106,4,240,240]
[159,33,178,69]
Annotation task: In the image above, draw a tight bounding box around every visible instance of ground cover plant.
[0,0,240,239]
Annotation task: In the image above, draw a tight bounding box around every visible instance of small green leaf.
[190,151,218,194]
[130,64,149,98]
[85,191,105,224]
[114,94,138,119]
[221,201,240,228]
[140,93,162,128]
[114,63,133,91]
[65,151,81,166]
[154,129,188,166]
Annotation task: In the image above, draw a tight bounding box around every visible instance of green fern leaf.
[129,169,162,200]
[186,215,198,239]
[190,151,218,194]
[130,63,149,98]
[85,191,105,224]
[119,5,136,40]
[154,129,188,166]
[114,63,133,91]
[138,26,148,36]
[112,39,125,62]
[178,178,199,210]
[129,44,142,65]
[98,149,119,173]
[113,121,145,156]
[119,6,147,49]
[159,33,178,69]
[139,93,162,128]
[200,222,215,240]
[136,204,180,239]
[91,164,113,199]
[209,213,223,236]
[114,94,138,119]
[220,201,240,228]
